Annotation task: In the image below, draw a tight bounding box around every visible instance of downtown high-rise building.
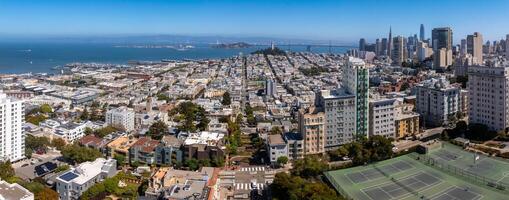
[460,39,467,56]
[0,91,25,162]
[432,27,453,68]
[381,38,388,56]
[391,36,407,65]
[420,24,425,41]
[467,32,483,65]
[359,38,366,51]
[506,34,509,60]
[432,27,453,51]
[387,27,393,59]
[468,65,509,131]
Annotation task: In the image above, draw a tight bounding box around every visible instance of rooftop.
[56,158,116,185]
[0,180,33,200]
[183,131,224,146]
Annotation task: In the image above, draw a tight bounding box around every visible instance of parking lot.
[14,150,63,180]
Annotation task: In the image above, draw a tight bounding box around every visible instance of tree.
[36,187,59,200]
[54,165,70,173]
[184,158,199,171]
[147,120,168,140]
[271,172,344,200]
[51,138,66,150]
[277,156,288,167]
[0,161,15,180]
[94,126,118,138]
[61,144,102,164]
[270,127,283,135]
[291,156,328,178]
[221,91,231,106]
[80,107,90,120]
[114,154,126,166]
[40,104,53,114]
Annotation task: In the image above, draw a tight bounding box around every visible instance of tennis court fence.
[409,153,509,193]
[324,172,353,200]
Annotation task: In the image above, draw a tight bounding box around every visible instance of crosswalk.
[239,166,266,172]
[234,183,266,190]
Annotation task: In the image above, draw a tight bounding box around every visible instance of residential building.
[267,134,288,165]
[395,112,420,139]
[55,122,88,142]
[369,98,396,139]
[265,79,277,98]
[343,57,370,139]
[129,137,160,165]
[468,65,509,131]
[182,131,225,161]
[316,89,356,149]
[434,48,453,69]
[0,91,25,162]
[56,158,117,200]
[416,77,460,127]
[284,132,304,160]
[417,41,432,62]
[105,106,135,132]
[467,32,483,65]
[298,107,325,155]
[0,180,34,200]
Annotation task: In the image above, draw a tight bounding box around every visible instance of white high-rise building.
[369,98,396,139]
[467,32,483,65]
[416,77,460,127]
[317,89,356,150]
[105,106,135,132]
[468,65,509,131]
[0,91,25,162]
[343,57,370,138]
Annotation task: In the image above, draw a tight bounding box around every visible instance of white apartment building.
[416,77,460,127]
[0,91,25,162]
[369,98,396,139]
[267,134,288,165]
[55,122,88,142]
[317,89,356,150]
[468,65,509,131]
[56,158,117,200]
[0,180,34,200]
[105,106,135,132]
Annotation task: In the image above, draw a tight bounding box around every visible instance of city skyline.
[2,0,509,43]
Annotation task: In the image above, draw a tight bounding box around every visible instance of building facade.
[105,106,135,132]
[56,158,117,200]
[298,107,325,155]
[0,91,25,162]
[369,99,396,139]
[316,89,356,150]
[416,78,460,127]
[468,65,509,131]
[343,57,370,139]
[267,134,288,165]
[466,32,483,65]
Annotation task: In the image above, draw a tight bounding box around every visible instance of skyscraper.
[381,38,388,56]
[420,24,425,41]
[391,36,407,65]
[375,38,381,55]
[343,57,369,139]
[359,38,366,51]
[460,39,467,56]
[0,91,25,162]
[432,27,453,51]
[387,26,393,59]
[506,34,509,60]
[467,32,483,65]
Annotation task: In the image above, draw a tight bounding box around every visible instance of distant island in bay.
[212,42,253,49]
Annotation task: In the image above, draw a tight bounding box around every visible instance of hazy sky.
[1,0,509,43]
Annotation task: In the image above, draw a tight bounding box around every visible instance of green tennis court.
[325,143,509,200]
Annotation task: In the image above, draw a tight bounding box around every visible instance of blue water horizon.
[0,42,350,74]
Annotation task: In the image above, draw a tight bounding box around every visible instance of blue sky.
[1,0,509,43]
